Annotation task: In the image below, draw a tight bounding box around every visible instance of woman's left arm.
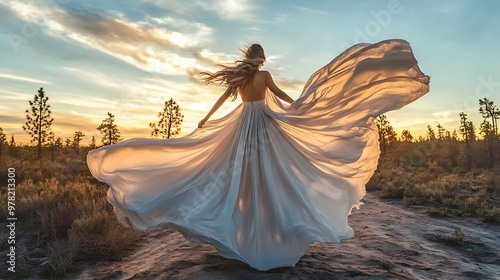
[198,88,232,128]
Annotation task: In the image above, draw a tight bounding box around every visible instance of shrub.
[439,226,465,245]
[47,239,78,276]
[16,244,31,277]
[476,202,500,223]
[426,207,449,217]
[379,182,404,199]
[69,210,143,260]
[377,260,391,270]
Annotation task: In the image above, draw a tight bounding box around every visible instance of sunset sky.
[1,0,499,144]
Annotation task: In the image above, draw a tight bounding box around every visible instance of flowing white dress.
[87,39,430,271]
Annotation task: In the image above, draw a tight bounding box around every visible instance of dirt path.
[68,191,500,280]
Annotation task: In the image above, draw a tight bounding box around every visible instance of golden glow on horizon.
[3,99,443,146]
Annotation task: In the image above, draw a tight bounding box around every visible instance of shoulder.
[258,70,272,79]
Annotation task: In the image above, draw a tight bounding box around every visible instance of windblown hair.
[200,44,266,101]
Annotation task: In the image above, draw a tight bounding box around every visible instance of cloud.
[0,72,52,84]
[1,1,216,76]
[295,5,330,15]
[195,49,240,65]
[1,0,262,85]
[59,8,207,49]
[146,0,258,22]
[53,95,122,110]
[437,2,465,17]
[0,115,25,125]
[208,0,257,21]
[61,67,121,89]
[0,89,34,100]
[0,0,302,142]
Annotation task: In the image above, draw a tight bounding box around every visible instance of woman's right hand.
[198,117,208,128]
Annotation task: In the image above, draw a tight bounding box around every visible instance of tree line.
[1,87,498,168]
[0,87,184,159]
[376,97,500,169]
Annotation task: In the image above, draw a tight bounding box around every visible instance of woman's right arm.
[263,71,294,104]
[198,88,232,128]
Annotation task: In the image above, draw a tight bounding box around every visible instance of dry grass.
[368,164,500,223]
[0,149,144,277]
[439,226,466,245]
[16,244,32,277]
[69,210,144,260]
[47,239,78,276]
[377,260,391,271]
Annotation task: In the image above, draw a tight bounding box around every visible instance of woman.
[87,39,429,271]
[197,44,294,129]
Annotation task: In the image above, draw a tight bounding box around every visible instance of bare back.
[238,71,267,102]
[235,70,293,104]
[199,70,293,128]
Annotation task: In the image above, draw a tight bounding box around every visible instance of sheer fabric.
[87,39,430,271]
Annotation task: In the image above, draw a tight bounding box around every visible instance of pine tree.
[436,123,445,140]
[65,138,71,148]
[97,112,122,145]
[47,133,56,160]
[54,137,63,156]
[459,112,474,169]
[9,135,15,147]
[149,98,184,139]
[480,120,495,168]
[73,130,85,153]
[22,87,54,159]
[8,136,16,156]
[467,122,476,141]
[479,98,500,136]
[401,129,413,142]
[426,125,436,141]
[90,136,96,149]
[0,128,6,157]
[375,114,397,154]
[446,129,459,167]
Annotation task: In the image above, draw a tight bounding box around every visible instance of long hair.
[200,44,266,101]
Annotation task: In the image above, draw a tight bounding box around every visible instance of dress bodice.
[242,98,266,107]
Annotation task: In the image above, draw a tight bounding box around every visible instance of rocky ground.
[70,191,500,280]
[6,191,500,279]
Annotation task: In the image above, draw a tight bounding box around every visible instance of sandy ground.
[61,191,500,280]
